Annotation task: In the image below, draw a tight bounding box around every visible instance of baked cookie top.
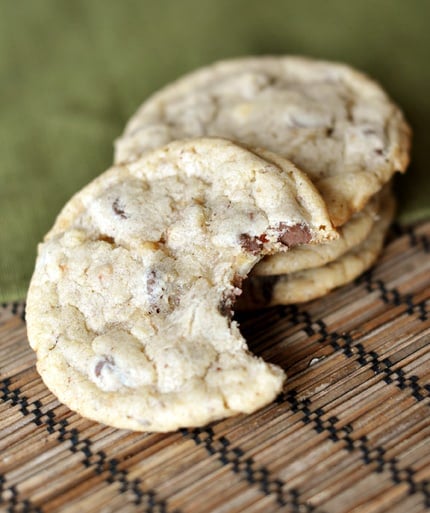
[115,56,411,226]
[26,138,335,432]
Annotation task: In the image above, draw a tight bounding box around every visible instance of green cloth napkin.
[1,0,429,302]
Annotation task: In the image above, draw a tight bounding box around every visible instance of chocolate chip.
[277,223,311,247]
[95,356,114,377]
[374,148,384,156]
[232,274,243,290]
[112,198,127,219]
[218,293,235,319]
[218,290,238,321]
[97,234,115,244]
[146,269,158,294]
[239,233,262,254]
[326,127,334,136]
[218,275,243,320]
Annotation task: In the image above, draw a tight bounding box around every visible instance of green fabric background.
[1,0,429,301]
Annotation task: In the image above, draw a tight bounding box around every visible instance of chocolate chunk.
[112,198,127,219]
[277,223,311,247]
[239,233,262,254]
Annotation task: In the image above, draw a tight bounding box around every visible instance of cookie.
[114,56,410,227]
[253,188,382,276]
[238,190,395,308]
[26,138,336,432]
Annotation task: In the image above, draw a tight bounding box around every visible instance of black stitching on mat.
[240,285,430,505]
[0,483,43,513]
[388,222,430,253]
[317,329,430,404]
[319,330,430,404]
[270,291,430,506]
[275,301,430,406]
[240,265,430,507]
[272,306,430,506]
[357,269,430,320]
[389,222,405,238]
[284,390,430,506]
[0,378,177,513]
[180,427,324,513]
[0,301,26,322]
[392,223,430,253]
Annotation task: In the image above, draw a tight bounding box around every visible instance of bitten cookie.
[115,56,410,227]
[238,190,395,308]
[253,188,382,276]
[26,138,336,432]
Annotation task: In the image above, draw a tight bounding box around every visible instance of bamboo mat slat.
[1,221,430,513]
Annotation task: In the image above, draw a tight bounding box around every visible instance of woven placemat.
[1,221,430,513]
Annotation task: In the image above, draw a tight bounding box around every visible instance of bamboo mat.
[1,221,430,513]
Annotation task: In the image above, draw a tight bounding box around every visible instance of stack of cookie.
[115,56,411,309]
[26,57,410,432]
